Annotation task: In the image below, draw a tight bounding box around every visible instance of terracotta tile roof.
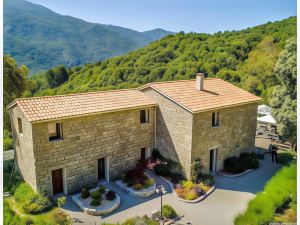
[140,78,261,113]
[8,89,157,122]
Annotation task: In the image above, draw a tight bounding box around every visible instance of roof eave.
[192,99,261,114]
[30,103,158,124]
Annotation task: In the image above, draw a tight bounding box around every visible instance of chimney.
[196,73,204,91]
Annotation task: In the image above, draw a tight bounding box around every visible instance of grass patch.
[3,159,22,193]
[234,164,296,225]
[4,197,70,225]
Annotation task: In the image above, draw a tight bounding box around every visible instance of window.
[48,123,63,141]
[212,112,219,127]
[140,109,149,124]
[17,118,23,134]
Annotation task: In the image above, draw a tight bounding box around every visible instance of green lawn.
[4,197,70,225]
[234,163,296,225]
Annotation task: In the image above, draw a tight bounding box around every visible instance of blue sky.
[28,0,296,33]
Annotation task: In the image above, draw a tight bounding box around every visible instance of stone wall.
[191,103,258,173]
[9,106,37,190]
[141,88,193,178]
[31,107,155,195]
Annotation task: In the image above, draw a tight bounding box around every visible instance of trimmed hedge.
[14,183,52,214]
[105,190,116,201]
[80,188,90,199]
[234,164,296,225]
[224,152,259,174]
[90,198,101,206]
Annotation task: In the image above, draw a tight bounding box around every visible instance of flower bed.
[71,185,120,216]
[222,152,259,175]
[174,178,214,202]
[116,164,156,197]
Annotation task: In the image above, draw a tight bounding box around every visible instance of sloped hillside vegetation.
[30,17,296,104]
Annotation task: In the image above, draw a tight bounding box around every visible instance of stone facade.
[141,88,193,178]
[10,86,258,194]
[10,106,37,190]
[191,103,258,174]
[142,88,258,178]
[10,106,155,195]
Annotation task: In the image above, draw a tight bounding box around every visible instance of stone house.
[8,74,260,195]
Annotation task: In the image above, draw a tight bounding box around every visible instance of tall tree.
[4,55,28,107]
[3,55,29,150]
[270,37,296,149]
[45,65,69,88]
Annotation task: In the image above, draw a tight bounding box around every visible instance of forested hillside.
[29,17,296,104]
[4,0,173,74]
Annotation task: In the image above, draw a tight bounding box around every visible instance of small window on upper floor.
[212,112,219,127]
[140,109,149,124]
[17,118,23,134]
[48,123,63,142]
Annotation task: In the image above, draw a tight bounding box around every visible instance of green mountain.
[30,17,296,104]
[4,0,173,74]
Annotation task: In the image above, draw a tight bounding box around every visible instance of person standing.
[272,143,278,163]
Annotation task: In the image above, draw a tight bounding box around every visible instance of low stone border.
[71,187,121,216]
[217,169,253,178]
[159,176,216,203]
[115,180,156,197]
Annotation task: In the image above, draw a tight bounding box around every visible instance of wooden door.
[52,168,63,194]
[141,148,146,160]
[98,158,105,180]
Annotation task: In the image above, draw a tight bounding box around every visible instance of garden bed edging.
[159,176,216,203]
[115,180,156,197]
[71,187,121,216]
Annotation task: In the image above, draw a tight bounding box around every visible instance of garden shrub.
[197,173,215,186]
[170,172,185,184]
[182,180,194,190]
[123,164,155,190]
[91,189,102,199]
[224,152,259,174]
[133,183,143,190]
[162,205,178,219]
[224,157,244,173]
[154,163,171,176]
[80,188,90,199]
[199,182,210,193]
[56,196,67,207]
[98,185,106,194]
[122,216,159,225]
[90,198,101,206]
[152,148,164,160]
[234,164,296,225]
[186,189,197,200]
[14,183,52,214]
[105,191,116,201]
[145,178,154,188]
[191,158,204,182]
[277,150,295,165]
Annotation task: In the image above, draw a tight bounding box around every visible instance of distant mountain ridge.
[4,0,174,74]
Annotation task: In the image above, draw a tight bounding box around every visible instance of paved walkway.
[62,153,281,225]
